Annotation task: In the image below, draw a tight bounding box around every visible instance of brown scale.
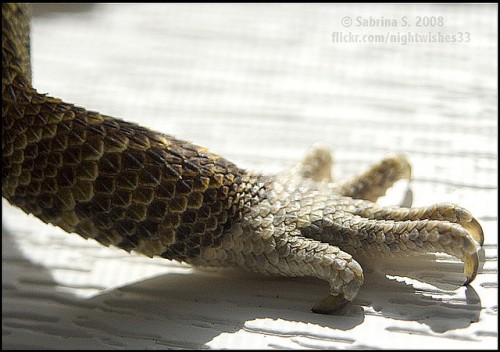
[2,3,253,260]
[4,90,252,260]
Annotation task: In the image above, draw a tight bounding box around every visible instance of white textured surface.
[2,3,498,349]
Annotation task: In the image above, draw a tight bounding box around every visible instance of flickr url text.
[331,31,471,45]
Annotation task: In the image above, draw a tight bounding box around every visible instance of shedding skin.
[2,3,483,314]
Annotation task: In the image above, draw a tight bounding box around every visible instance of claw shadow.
[3,218,483,349]
[353,252,483,333]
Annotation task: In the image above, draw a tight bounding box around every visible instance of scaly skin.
[2,3,484,313]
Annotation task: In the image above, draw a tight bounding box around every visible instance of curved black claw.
[463,252,480,286]
[312,295,351,314]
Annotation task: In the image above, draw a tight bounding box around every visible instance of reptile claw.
[463,252,480,286]
[311,295,350,314]
[462,218,484,246]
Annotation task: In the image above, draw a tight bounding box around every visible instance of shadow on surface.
[30,3,97,17]
[356,253,483,333]
[2,226,90,349]
[3,2,489,348]
[3,220,484,348]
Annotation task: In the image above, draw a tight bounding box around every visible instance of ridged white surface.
[2,3,497,349]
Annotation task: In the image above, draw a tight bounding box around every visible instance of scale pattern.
[2,3,484,313]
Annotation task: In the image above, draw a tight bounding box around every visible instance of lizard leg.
[335,154,412,202]
[287,143,334,183]
[302,205,480,286]
[190,221,364,314]
[187,173,366,314]
[275,176,482,287]
[343,200,484,246]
